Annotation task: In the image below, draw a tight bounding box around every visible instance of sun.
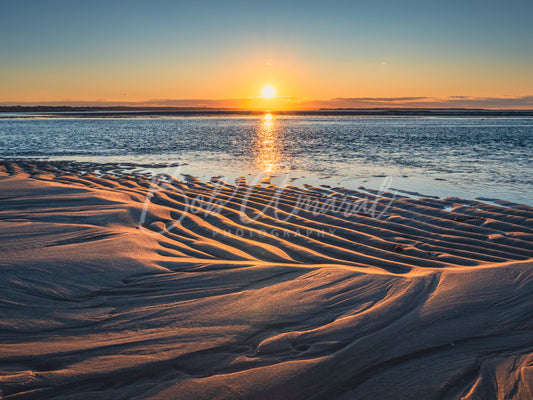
[261,85,275,99]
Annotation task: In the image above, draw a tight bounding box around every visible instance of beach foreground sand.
[1,161,533,399]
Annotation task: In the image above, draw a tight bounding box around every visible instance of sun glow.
[261,85,275,99]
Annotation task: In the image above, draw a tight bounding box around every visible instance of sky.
[1,0,532,109]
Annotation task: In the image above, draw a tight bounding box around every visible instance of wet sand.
[1,160,533,399]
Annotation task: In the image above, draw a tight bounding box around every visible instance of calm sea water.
[1,114,532,205]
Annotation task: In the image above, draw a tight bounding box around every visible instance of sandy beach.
[1,160,533,399]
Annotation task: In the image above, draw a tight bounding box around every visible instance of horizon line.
[2,106,533,116]
[1,95,533,110]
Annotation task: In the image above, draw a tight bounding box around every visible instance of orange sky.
[1,1,532,109]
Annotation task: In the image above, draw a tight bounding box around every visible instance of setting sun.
[261,85,275,99]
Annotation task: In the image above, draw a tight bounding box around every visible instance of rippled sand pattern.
[1,161,533,399]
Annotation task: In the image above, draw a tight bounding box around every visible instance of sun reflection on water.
[255,113,280,174]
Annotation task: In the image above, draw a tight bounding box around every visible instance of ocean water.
[0,114,532,205]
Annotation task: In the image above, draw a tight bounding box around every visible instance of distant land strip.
[1,106,533,118]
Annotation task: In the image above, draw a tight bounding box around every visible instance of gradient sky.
[1,0,532,108]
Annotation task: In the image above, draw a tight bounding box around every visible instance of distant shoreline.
[2,106,533,118]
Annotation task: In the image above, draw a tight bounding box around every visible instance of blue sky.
[1,0,532,107]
